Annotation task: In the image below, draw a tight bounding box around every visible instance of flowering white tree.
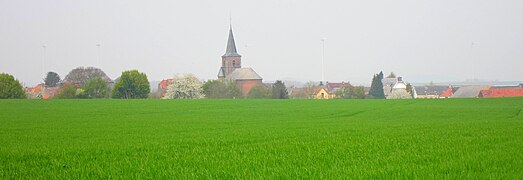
[163,74,204,99]
[387,89,412,99]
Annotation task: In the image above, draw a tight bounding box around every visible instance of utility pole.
[42,45,46,86]
[321,38,326,85]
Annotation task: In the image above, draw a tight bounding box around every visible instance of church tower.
[218,25,241,78]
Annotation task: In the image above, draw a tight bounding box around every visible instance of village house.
[290,85,332,99]
[387,77,412,99]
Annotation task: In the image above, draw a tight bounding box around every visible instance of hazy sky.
[1,0,522,86]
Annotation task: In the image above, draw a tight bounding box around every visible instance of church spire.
[223,24,241,57]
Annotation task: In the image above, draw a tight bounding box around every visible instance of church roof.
[223,26,241,57]
[228,68,262,80]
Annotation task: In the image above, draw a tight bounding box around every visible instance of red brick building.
[217,25,263,96]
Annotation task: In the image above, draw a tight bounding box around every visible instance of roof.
[439,86,454,97]
[222,26,241,57]
[382,78,398,87]
[479,88,523,98]
[227,68,262,80]
[217,68,225,78]
[489,85,523,90]
[314,87,329,95]
[393,81,407,89]
[326,81,351,93]
[451,85,490,98]
[414,85,450,96]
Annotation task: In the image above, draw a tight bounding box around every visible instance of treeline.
[201,79,288,99]
[0,67,152,99]
[0,67,290,99]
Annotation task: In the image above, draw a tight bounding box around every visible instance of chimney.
[398,77,403,82]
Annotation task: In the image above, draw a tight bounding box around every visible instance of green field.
[1,98,522,178]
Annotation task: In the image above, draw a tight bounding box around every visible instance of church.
[218,25,263,96]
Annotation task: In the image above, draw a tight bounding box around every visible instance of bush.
[83,77,110,98]
[202,79,242,99]
[56,84,78,99]
[112,70,150,99]
[247,85,271,99]
[0,73,26,99]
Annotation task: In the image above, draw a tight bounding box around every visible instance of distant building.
[217,25,263,96]
[451,85,491,98]
[438,85,456,98]
[156,79,174,97]
[414,85,456,99]
[325,81,351,94]
[289,84,333,99]
[387,77,412,99]
[24,84,62,99]
[382,77,398,98]
[313,86,331,99]
[479,87,523,98]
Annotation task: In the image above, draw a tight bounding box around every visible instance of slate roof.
[451,85,490,98]
[414,85,450,96]
[222,26,241,57]
[227,68,262,80]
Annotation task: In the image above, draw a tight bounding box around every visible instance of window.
[233,60,236,67]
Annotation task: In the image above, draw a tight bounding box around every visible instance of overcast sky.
[1,0,522,86]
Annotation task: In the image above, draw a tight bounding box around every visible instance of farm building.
[451,85,491,98]
[479,88,523,98]
[414,85,457,98]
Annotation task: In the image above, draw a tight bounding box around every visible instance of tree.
[247,84,271,99]
[112,70,150,99]
[271,80,289,99]
[0,73,26,99]
[406,83,414,97]
[388,89,413,99]
[83,77,110,98]
[202,79,242,98]
[301,81,318,99]
[163,74,203,99]
[386,72,396,78]
[44,72,61,87]
[334,84,365,99]
[368,71,385,99]
[352,86,366,99]
[56,83,78,99]
[63,67,112,86]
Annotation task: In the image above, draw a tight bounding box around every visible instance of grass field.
[1,98,522,178]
